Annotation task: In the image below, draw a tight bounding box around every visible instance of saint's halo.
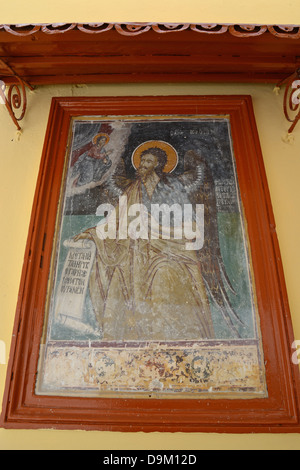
[92,132,110,144]
[131,140,178,173]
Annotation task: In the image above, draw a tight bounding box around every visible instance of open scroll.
[54,238,98,336]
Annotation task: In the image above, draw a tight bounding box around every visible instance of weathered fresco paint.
[36,116,267,398]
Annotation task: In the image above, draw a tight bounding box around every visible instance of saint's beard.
[136,166,155,180]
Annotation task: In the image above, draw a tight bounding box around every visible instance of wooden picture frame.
[1,95,300,432]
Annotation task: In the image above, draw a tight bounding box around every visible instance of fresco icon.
[36,116,267,398]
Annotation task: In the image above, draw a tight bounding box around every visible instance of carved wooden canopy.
[0,23,299,85]
[0,23,299,132]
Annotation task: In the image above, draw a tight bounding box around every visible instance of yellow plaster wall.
[0,82,300,449]
[0,0,300,25]
[1,0,300,451]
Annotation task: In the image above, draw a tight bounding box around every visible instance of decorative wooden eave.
[0,22,299,131]
[1,22,300,85]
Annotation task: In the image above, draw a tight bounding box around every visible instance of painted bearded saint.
[74,141,243,341]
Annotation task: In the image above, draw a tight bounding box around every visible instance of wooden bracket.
[277,67,300,134]
[0,58,34,130]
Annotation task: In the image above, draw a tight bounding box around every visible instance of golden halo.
[92,133,110,145]
[131,140,178,173]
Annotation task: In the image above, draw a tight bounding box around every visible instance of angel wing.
[181,150,245,338]
[100,157,133,206]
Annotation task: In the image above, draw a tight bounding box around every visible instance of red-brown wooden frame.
[1,95,300,433]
